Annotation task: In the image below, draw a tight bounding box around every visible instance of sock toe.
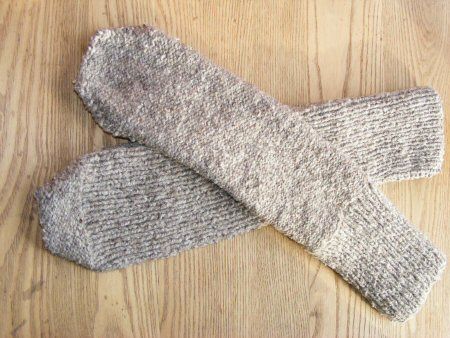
[35,161,98,270]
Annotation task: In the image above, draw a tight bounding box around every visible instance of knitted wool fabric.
[73,26,446,321]
[43,26,445,321]
[36,144,445,323]
[299,88,444,183]
[36,87,445,271]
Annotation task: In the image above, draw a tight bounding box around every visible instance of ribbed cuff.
[301,87,445,184]
[314,184,446,321]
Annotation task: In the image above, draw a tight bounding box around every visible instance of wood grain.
[0,0,449,337]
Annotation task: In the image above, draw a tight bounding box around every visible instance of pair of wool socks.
[36,26,445,321]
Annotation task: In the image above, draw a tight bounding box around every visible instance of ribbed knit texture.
[300,87,444,183]
[317,185,445,321]
[38,26,445,321]
[36,143,446,322]
[36,144,263,270]
[36,86,444,271]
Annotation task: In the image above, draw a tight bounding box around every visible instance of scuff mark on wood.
[11,320,26,337]
[23,280,44,300]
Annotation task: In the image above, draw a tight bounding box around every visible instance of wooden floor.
[1,1,449,337]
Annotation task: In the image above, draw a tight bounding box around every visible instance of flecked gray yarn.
[36,87,445,271]
[299,88,444,183]
[38,26,445,321]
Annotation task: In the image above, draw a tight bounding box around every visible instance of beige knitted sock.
[37,27,445,321]
[36,86,444,271]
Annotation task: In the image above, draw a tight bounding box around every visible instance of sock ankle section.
[314,184,446,321]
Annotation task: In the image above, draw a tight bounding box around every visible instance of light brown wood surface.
[1,1,449,337]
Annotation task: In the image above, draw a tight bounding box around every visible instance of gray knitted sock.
[36,142,445,321]
[36,86,444,271]
[39,26,445,321]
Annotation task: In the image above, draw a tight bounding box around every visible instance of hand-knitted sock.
[36,86,445,270]
[36,142,445,321]
[37,126,444,255]
[43,26,445,321]
[77,26,445,320]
